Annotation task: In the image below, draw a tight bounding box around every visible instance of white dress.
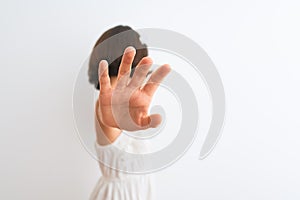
[89,132,155,200]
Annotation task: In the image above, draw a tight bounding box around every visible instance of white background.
[1,0,300,199]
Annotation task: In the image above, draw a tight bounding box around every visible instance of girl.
[88,25,171,200]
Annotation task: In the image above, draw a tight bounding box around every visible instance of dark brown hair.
[88,25,148,90]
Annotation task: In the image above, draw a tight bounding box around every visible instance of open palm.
[97,47,171,131]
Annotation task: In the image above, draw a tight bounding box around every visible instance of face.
[110,76,118,89]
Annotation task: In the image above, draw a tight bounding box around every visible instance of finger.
[98,60,111,94]
[141,114,162,128]
[128,57,153,88]
[117,46,136,82]
[142,64,171,97]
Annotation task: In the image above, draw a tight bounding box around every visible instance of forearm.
[95,100,122,145]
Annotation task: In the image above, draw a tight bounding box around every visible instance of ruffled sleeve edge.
[94,132,124,150]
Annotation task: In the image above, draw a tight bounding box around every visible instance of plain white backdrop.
[1,0,300,199]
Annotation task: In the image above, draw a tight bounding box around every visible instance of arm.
[95,99,121,146]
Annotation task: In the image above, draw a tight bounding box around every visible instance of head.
[88,25,148,89]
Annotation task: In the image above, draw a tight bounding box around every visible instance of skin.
[95,46,171,145]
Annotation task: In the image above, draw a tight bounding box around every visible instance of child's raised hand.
[97,46,171,131]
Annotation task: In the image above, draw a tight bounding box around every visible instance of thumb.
[141,114,162,128]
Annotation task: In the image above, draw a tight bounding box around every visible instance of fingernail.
[99,60,108,75]
[124,46,136,53]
